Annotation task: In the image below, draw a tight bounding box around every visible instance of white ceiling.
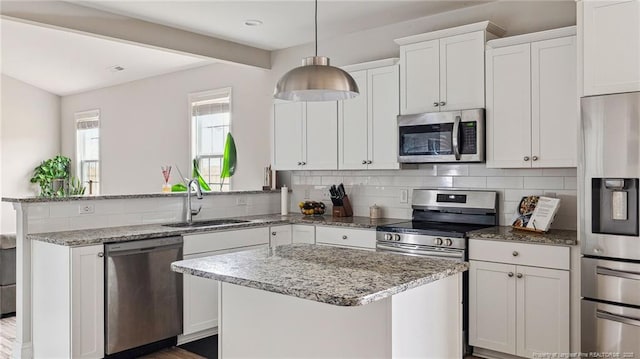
[79,1,492,51]
[0,18,213,96]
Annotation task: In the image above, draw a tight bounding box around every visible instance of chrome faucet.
[186,178,203,223]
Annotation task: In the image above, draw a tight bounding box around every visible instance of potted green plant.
[30,155,72,197]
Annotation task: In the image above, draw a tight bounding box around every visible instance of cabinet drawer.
[183,227,269,255]
[469,239,569,270]
[315,226,375,249]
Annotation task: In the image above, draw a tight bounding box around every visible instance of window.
[75,110,100,194]
[190,88,232,191]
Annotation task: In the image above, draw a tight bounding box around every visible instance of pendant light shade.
[274,56,359,101]
[273,0,359,102]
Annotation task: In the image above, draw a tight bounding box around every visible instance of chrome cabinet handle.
[517,273,523,278]
[512,251,519,257]
[362,160,367,164]
[508,272,514,277]
[439,101,446,106]
[532,156,538,161]
[271,232,277,236]
[301,161,306,165]
[433,102,440,107]
[597,309,640,327]
[367,160,372,164]
[98,252,104,258]
[597,266,640,281]
[297,162,302,165]
[523,156,530,161]
[342,235,348,240]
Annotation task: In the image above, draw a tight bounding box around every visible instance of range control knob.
[384,233,392,241]
[434,238,444,245]
[394,234,401,241]
[444,238,453,247]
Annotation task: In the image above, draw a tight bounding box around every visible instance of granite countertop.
[171,243,469,307]
[468,226,577,246]
[27,214,405,246]
[2,189,284,203]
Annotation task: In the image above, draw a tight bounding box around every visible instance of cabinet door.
[71,245,104,358]
[183,244,268,336]
[583,0,640,96]
[516,266,570,357]
[292,225,315,244]
[439,31,485,111]
[486,44,532,168]
[183,251,219,336]
[304,102,338,170]
[531,36,577,168]
[399,40,440,115]
[368,65,400,170]
[339,70,369,169]
[469,260,517,355]
[270,225,293,246]
[273,101,304,170]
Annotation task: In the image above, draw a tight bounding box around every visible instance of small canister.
[370,204,382,219]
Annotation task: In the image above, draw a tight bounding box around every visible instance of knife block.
[332,195,353,217]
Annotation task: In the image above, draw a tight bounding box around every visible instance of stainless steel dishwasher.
[105,236,183,356]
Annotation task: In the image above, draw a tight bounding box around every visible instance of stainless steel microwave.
[397,109,485,163]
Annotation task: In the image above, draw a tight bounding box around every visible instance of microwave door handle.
[452,115,461,160]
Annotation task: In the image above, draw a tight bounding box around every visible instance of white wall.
[0,75,61,234]
[270,1,577,81]
[60,62,272,194]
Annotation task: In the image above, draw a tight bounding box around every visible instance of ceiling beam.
[1,1,271,69]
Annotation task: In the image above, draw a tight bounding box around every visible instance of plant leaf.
[192,159,211,191]
[220,133,237,179]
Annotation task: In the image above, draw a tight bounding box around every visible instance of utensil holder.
[332,195,353,217]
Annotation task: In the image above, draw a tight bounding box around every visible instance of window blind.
[192,97,230,116]
[75,109,100,130]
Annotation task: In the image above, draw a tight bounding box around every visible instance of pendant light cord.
[315,0,318,56]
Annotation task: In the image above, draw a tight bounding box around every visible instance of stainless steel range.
[376,189,498,259]
[376,189,499,355]
[581,92,640,356]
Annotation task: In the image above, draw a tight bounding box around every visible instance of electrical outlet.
[399,189,408,204]
[79,204,94,214]
[236,197,247,206]
[304,189,311,199]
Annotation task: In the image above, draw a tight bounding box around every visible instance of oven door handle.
[376,243,463,259]
[597,309,640,327]
[596,266,640,281]
[452,115,461,161]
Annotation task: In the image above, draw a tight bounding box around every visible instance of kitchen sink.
[163,219,251,228]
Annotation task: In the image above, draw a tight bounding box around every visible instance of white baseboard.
[177,328,218,346]
[473,347,525,359]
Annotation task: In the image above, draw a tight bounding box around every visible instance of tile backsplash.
[288,164,577,230]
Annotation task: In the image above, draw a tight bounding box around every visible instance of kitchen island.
[172,244,468,358]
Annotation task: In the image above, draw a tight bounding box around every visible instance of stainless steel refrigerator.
[581,92,640,355]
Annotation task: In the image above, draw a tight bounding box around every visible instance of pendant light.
[273,0,359,101]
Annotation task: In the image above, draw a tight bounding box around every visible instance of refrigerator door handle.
[597,266,640,281]
[597,309,640,328]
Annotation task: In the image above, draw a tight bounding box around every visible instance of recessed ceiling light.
[109,65,125,72]
[244,19,263,27]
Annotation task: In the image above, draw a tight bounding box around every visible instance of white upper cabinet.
[581,0,640,96]
[439,31,486,112]
[486,27,577,168]
[396,21,505,115]
[273,101,338,170]
[339,59,400,170]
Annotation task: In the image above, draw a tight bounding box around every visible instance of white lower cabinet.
[292,224,315,244]
[270,225,293,247]
[181,227,269,341]
[32,242,104,359]
[469,240,570,358]
[315,226,376,250]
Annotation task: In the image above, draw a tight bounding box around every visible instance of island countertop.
[171,243,469,307]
